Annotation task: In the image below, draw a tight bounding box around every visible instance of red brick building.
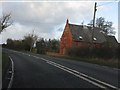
[60,19,118,54]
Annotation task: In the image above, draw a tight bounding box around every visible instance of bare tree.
[88,17,115,35]
[0,13,13,33]
[96,17,115,35]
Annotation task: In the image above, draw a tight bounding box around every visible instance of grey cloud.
[3,2,94,25]
[1,1,106,43]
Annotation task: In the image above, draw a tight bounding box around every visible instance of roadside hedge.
[65,46,118,59]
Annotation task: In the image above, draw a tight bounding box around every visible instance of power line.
[97,0,118,7]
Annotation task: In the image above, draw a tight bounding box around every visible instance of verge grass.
[2,53,10,77]
[47,52,119,69]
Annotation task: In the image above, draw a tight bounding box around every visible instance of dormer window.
[79,36,83,40]
[100,30,105,34]
[83,25,88,29]
[93,37,97,41]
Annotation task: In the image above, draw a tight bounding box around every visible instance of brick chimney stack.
[66,19,69,24]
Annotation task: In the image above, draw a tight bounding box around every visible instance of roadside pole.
[91,2,97,48]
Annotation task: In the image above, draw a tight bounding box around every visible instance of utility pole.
[92,2,97,43]
[93,2,97,29]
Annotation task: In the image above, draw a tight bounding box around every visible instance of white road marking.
[47,61,106,89]
[7,49,119,89]
[42,58,118,89]
[8,56,14,89]
[33,56,39,59]
[46,60,79,74]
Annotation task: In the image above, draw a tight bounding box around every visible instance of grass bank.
[47,52,119,69]
[0,53,2,71]
[2,53,10,78]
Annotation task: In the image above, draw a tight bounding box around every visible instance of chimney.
[66,19,69,24]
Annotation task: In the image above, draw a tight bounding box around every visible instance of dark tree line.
[36,38,60,54]
[2,34,60,54]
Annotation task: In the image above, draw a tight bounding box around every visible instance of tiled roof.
[69,23,118,44]
[104,35,118,47]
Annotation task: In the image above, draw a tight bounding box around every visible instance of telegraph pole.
[93,2,97,29]
[92,2,97,43]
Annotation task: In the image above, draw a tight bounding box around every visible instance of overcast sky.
[0,0,119,44]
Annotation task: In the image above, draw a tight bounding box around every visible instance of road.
[2,48,120,89]
[0,47,2,90]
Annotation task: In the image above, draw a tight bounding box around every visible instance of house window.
[79,36,83,40]
[83,25,88,29]
[100,30,105,34]
[93,37,97,41]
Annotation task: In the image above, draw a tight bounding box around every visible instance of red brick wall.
[60,22,73,54]
[60,20,103,55]
[72,41,89,48]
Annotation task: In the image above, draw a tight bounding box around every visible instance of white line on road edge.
[51,55,120,71]
[8,56,14,89]
[46,60,79,74]
[40,58,118,89]
[6,49,119,89]
[46,61,106,89]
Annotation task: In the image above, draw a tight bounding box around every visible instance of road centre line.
[40,58,118,89]
[50,55,120,71]
[29,54,118,89]
[46,61,106,89]
[46,60,79,74]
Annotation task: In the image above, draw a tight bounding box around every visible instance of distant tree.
[0,13,13,33]
[36,38,46,54]
[103,21,115,35]
[96,17,115,35]
[6,38,14,49]
[88,17,115,35]
[36,38,60,54]
[45,39,59,52]
[96,17,105,28]
[23,33,38,51]
[13,40,24,50]
[87,20,93,27]
[45,39,52,51]
[50,39,60,52]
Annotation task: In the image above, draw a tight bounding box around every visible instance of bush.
[66,47,90,58]
[66,46,117,59]
[37,48,46,54]
[117,45,120,59]
[91,47,115,59]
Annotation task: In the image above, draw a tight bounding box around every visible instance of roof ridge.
[69,23,83,26]
[69,23,104,29]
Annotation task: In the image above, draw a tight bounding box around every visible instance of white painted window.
[93,37,97,41]
[83,25,88,29]
[79,36,83,40]
[100,30,105,34]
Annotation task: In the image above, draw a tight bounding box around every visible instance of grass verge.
[2,53,10,78]
[47,52,119,69]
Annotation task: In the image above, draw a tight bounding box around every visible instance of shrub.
[91,47,115,59]
[66,46,117,59]
[66,47,90,58]
[117,45,120,59]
